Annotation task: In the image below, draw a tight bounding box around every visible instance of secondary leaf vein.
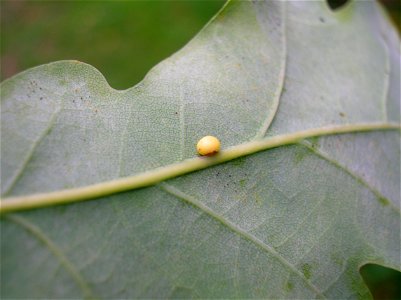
[255,1,287,138]
[6,214,95,299]
[3,109,60,196]
[299,141,400,214]
[159,182,326,299]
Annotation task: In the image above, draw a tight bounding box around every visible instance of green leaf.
[1,0,400,299]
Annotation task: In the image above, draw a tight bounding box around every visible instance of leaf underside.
[1,0,400,299]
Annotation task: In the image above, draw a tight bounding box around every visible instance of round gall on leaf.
[197,136,221,156]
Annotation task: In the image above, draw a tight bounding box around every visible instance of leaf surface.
[1,0,400,298]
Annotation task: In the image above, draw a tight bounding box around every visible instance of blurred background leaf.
[1,0,225,89]
[1,1,400,299]
[360,264,401,300]
[1,0,400,89]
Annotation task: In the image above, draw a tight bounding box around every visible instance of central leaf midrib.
[1,123,399,214]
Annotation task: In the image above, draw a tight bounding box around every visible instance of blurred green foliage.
[1,1,400,299]
[1,0,399,89]
[1,0,224,89]
[361,264,401,300]
[380,0,401,32]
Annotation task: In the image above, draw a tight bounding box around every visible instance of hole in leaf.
[360,264,401,300]
[326,0,349,10]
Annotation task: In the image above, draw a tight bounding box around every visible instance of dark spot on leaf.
[339,112,345,117]
[378,197,390,206]
[46,126,53,136]
[309,137,320,149]
[231,157,245,166]
[175,112,178,115]
[331,253,343,266]
[40,97,43,100]
[319,17,325,23]
[55,205,68,214]
[302,263,312,279]
[285,281,293,292]
[294,149,308,164]
[169,286,193,299]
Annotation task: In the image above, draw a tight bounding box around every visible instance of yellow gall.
[197,136,221,156]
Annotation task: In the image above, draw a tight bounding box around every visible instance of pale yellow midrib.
[0,122,399,214]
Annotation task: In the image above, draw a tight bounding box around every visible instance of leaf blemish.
[309,137,320,149]
[301,263,312,279]
[331,253,343,266]
[378,197,390,206]
[285,281,293,292]
[294,150,307,164]
[231,157,245,166]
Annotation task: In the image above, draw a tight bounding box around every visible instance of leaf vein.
[179,85,185,160]
[6,214,95,299]
[299,141,400,214]
[3,108,60,196]
[1,123,399,213]
[275,190,327,248]
[255,1,287,138]
[160,182,326,298]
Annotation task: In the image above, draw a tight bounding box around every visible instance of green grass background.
[1,1,400,299]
